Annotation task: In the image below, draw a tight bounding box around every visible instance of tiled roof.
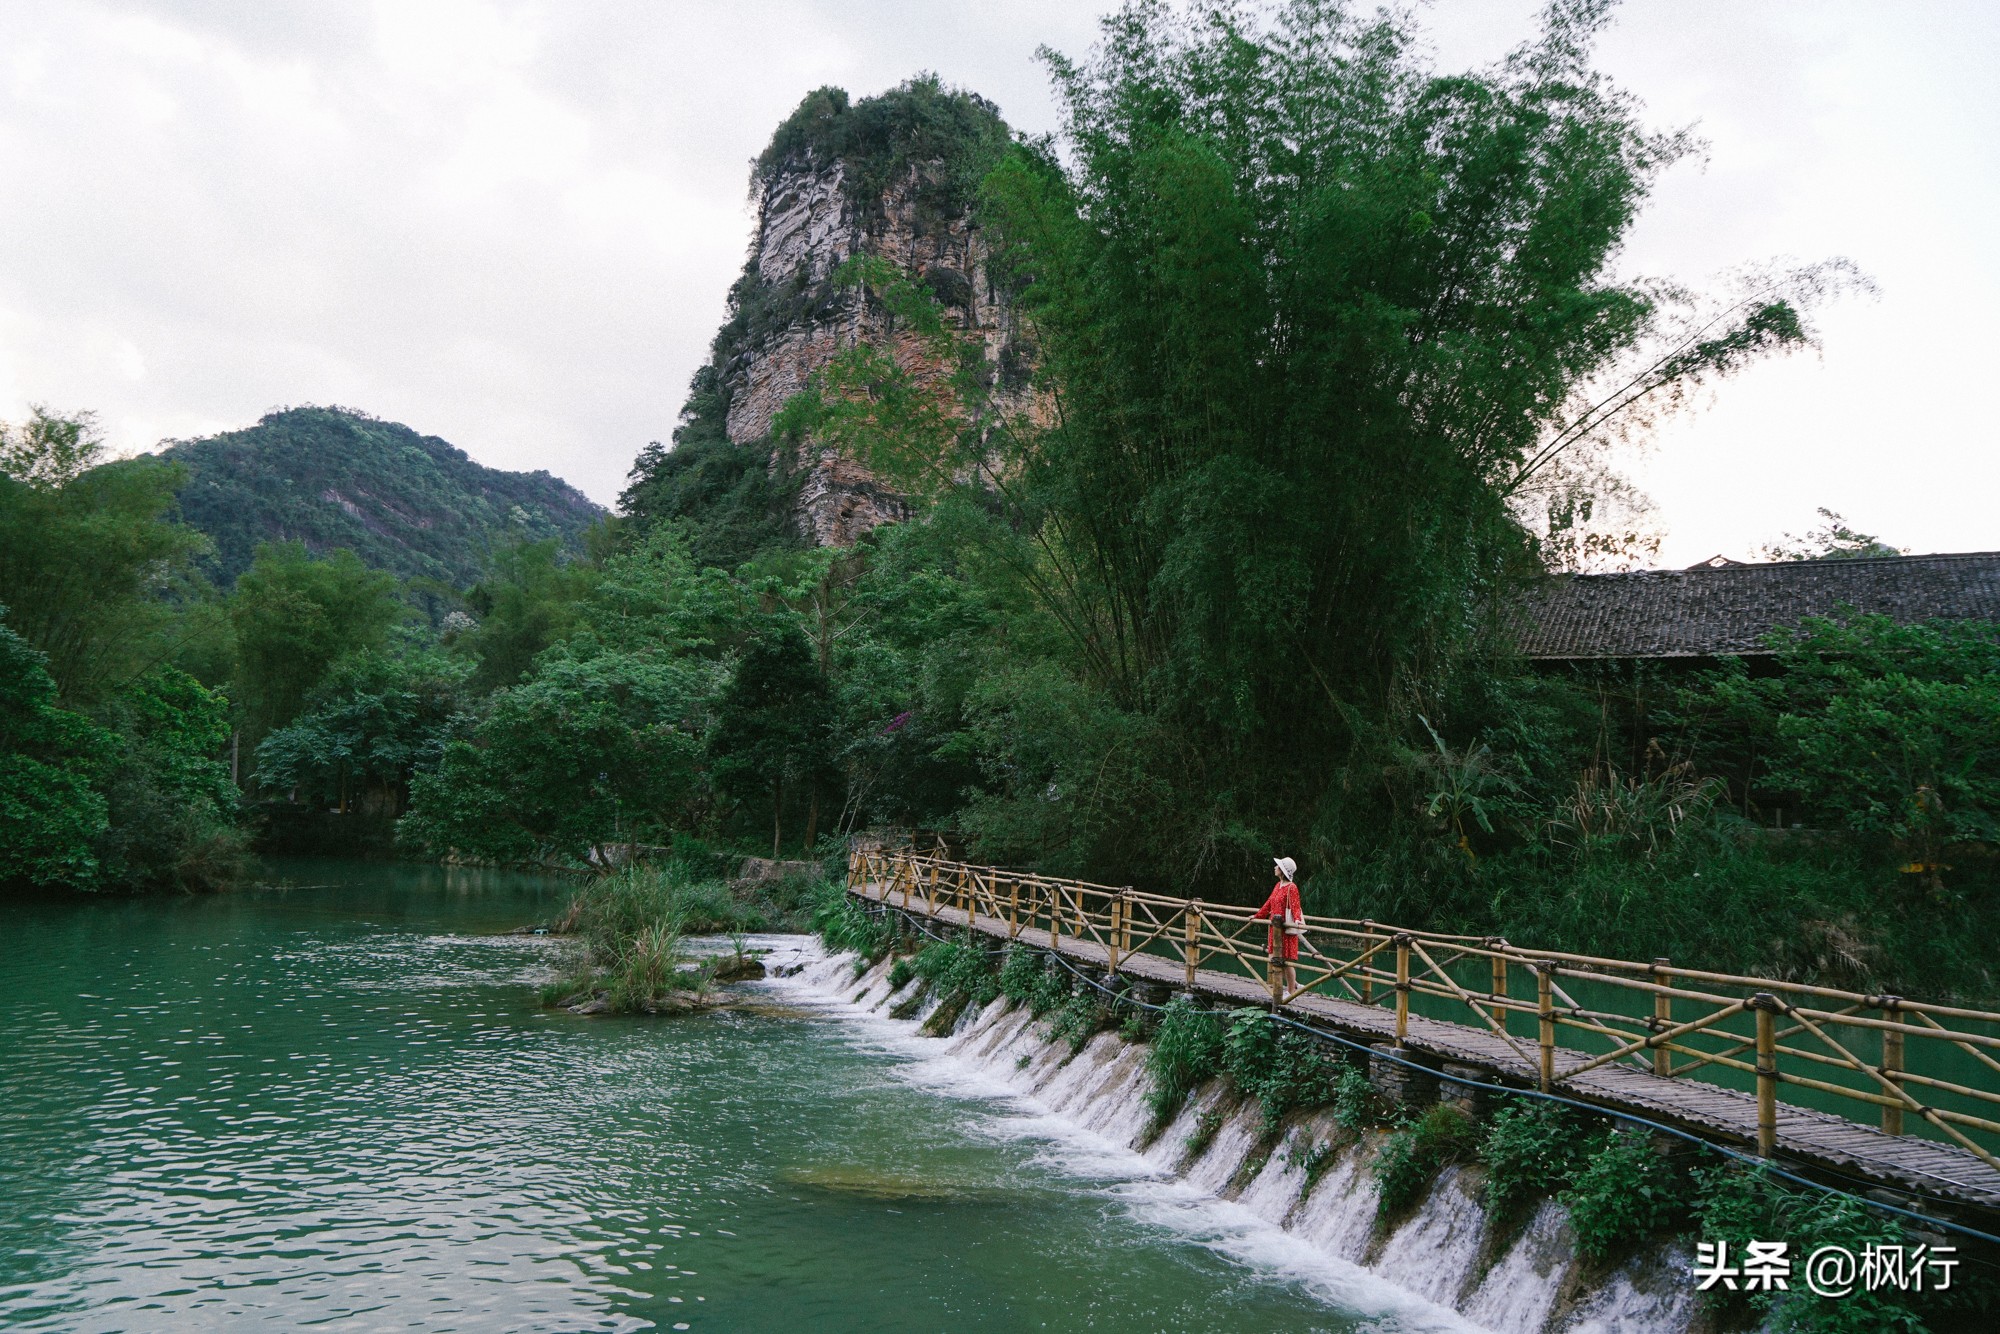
[1514,552,2000,660]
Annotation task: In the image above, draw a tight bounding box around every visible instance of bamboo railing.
[849,846,2000,1170]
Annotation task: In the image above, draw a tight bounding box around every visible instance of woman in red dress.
[1252,856,1303,995]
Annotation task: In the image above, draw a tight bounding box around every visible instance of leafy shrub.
[1560,1129,1686,1261]
[1692,1164,1944,1334]
[1118,1007,1149,1042]
[1045,986,1103,1053]
[997,947,1071,1016]
[1144,995,1225,1123]
[671,877,749,933]
[1372,1104,1478,1220]
[1687,615,2000,884]
[811,881,890,961]
[998,944,1042,1003]
[887,958,916,991]
[1331,1062,1379,1134]
[1481,1100,1590,1220]
[1221,1008,1342,1126]
[912,936,999,1008]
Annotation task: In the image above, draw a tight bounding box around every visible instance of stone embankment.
[777,939,1701,1334]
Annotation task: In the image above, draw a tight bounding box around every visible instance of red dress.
[1252,880,1303,960]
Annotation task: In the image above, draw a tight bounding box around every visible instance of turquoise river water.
[0,860,1450,1333]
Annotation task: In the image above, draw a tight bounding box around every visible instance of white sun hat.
[1273,856,1297,880]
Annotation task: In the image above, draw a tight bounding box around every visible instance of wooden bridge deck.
[852,879,2000,1216]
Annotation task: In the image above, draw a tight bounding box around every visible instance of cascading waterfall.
[769,938,1700,1334]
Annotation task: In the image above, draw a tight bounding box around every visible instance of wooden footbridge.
[848,846,2000,1218]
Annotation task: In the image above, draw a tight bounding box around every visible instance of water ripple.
[4,866,1383,1332]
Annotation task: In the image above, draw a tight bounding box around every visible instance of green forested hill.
[157,406,604,587]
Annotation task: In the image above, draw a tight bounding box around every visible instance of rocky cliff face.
[627,79,1036,552]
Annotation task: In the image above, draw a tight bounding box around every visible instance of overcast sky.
[2,0,1995,566]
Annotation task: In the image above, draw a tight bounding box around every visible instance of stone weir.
[771,936,1703,1333]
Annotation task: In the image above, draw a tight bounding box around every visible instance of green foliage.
[620,431,799,569]
[755,75,1010,231]
[1559,1129,1687,1262]
[1045,985,1104,1054]
[544,862,812,1012]
[93,667,248,891]
[956,0,1837,881]
[1480,1100,1591,1220]
[0,616,117,887]
[229,542,404,746]
[1291,1138,1341,1192]
[1681,617,2000,841]
[1727,617,2000,878]
[163,406,601,589]
[1331,1063,1379,1135]
[1372,1104,1479,1220]
[1184,1108,1226,1157]
[996,946,1071,1017]
[460,539,601,692]
[1692,1164,1937,1333]
[953,658,1198,887]
[0,404,105,486]
[0,611,244,892]
[1220,1007,1343,1127]
[399,650,709,866]
[709,617,835,855]
[1144,995,1226,1123]
[256,649,471,816]
[0,408,210,704]
[810,882,891,962]
[545,865,704,1014]
[997,945,1043,1004]
[910,936,999,1009]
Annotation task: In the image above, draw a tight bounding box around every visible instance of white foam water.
[757,936,1697,1334]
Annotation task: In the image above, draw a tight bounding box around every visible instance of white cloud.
[0,0,1992,564]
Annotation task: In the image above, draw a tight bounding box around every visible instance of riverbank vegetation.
[6,3,1995,1009]
[539,862,808,1014]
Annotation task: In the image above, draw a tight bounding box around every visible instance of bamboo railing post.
[1489,942,1508,1037]
[1753,994,1780,1156]
[1880,995,1905,1136]
[1652,957,1673,1078]
[1537,963,1555,1092]
[1184,900,1202,987]
[854,851,2000,1170]
[1394,934,1412,1044]
[1108,894,1123,973]
[1360,922,1375,1005]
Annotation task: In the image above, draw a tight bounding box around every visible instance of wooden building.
[1514,551,2000,663]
